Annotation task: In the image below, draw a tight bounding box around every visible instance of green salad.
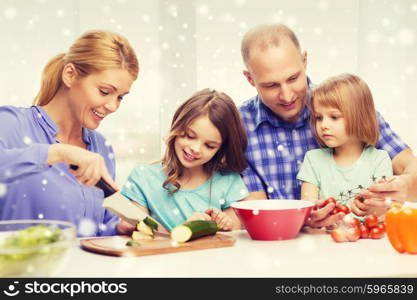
[0,224,67,277]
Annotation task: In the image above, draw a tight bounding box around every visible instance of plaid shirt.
[239,91,409,200]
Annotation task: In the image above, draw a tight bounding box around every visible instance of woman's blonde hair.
[311,73,379,147]
[162,88,248,193]
[33,30,139,106]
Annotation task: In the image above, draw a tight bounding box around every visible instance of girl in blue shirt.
[0,31,138,236]
[121,89,249,231]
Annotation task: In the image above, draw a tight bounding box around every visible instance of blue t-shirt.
[121,163,249,230]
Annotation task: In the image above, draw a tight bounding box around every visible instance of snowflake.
[63,28,72,37]
[277,144,284,151]
[42,179,48,185]
[173,208,180,215]
[219,199,225,205]
[78,218,97,236]
[142,15,150,23]
[38,213,44,219]
[56,9,64,17]
[252,209,259,215]
[98,223,107,231]
[108,153,115,160]
[0,183,7,197]
[23,136,32,145]
[318,0,328,10]
[267,186,274,194]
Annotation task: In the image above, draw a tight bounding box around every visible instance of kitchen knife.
[69,164,117,198]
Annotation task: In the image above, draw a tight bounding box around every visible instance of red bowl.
[231,200,314,241]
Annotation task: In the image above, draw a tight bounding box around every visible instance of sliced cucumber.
[136,221,154,237]
[132,231,153,240]
[143,216,158,231]
[126,240,141,247]
[171,220,219,243]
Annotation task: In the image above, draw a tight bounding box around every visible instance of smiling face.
[66,67,135,130]
[244,39,308,123]
[174,115,223,174]
[313,102,358,149]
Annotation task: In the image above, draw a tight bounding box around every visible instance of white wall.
[1,0,416,183]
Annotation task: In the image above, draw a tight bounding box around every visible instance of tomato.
[359,223,369,239]
[365,214,378,229]
[385,205,417,254]
[337,205,350,215]
[370,227,384,239]
[330,228,347,243]
[346,226,360,242]
[343,215,360,227]
[320,197,336,208]
[376,223,386,234]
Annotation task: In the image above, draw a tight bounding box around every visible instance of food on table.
[0,224,67,277]
[330,214,385,243]
[126,216,159,246]
[385,204,417,254]
[171,220,219,243]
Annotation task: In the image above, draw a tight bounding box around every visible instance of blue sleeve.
[222,173,249,209]
[297,151,320,188]
[120,166,149,208]
[0,107,51,183]
[376,111,409,159]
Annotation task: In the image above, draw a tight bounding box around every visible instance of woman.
[0,30,138,236]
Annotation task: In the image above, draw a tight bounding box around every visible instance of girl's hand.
[186,212,212,222]
[48,143,118,191]
[305,199,344,228]
[205,208,233,231]
[116,219,136,235]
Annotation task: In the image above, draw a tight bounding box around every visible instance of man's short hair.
[241,24,301,68]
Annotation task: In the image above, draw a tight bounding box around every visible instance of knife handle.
[69,164,117,198]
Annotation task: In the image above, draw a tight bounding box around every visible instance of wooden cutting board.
[80,233,235,257]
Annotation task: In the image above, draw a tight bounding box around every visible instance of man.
[239,24,417,228]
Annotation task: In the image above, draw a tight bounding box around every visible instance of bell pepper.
[385,204,417,254]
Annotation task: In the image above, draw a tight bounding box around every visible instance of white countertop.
[57,230,417,278]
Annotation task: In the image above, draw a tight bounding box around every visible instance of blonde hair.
[311,73,379,147]
[33,30,139,106]
[241,23,301,68]
[162,88,248,193]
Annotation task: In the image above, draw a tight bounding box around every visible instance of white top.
[59,230,417,278]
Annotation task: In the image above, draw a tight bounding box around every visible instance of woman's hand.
[352,190,391,217]
[48,143,118,191]
[205,208,233,231]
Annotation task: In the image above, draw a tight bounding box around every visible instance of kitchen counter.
[58,230,417,277]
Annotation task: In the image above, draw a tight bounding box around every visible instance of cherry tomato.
[320,197,336,208]
[365,214,379,229]
[359,223,370,239]
[330,228,348,243]
[370,226,385,239]
[346,226,361,242]
[376,223,386,234]
[338,205,350,215]
[343,215,360,227]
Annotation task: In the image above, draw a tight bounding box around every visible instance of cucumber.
[126,240,141,247]
[171,220,219,243]
[132,231,153,240]
[143,216,158,231]
[136,221,154,237]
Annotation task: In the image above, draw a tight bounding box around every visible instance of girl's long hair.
[162,88,248,193]
[33,30,139,106]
